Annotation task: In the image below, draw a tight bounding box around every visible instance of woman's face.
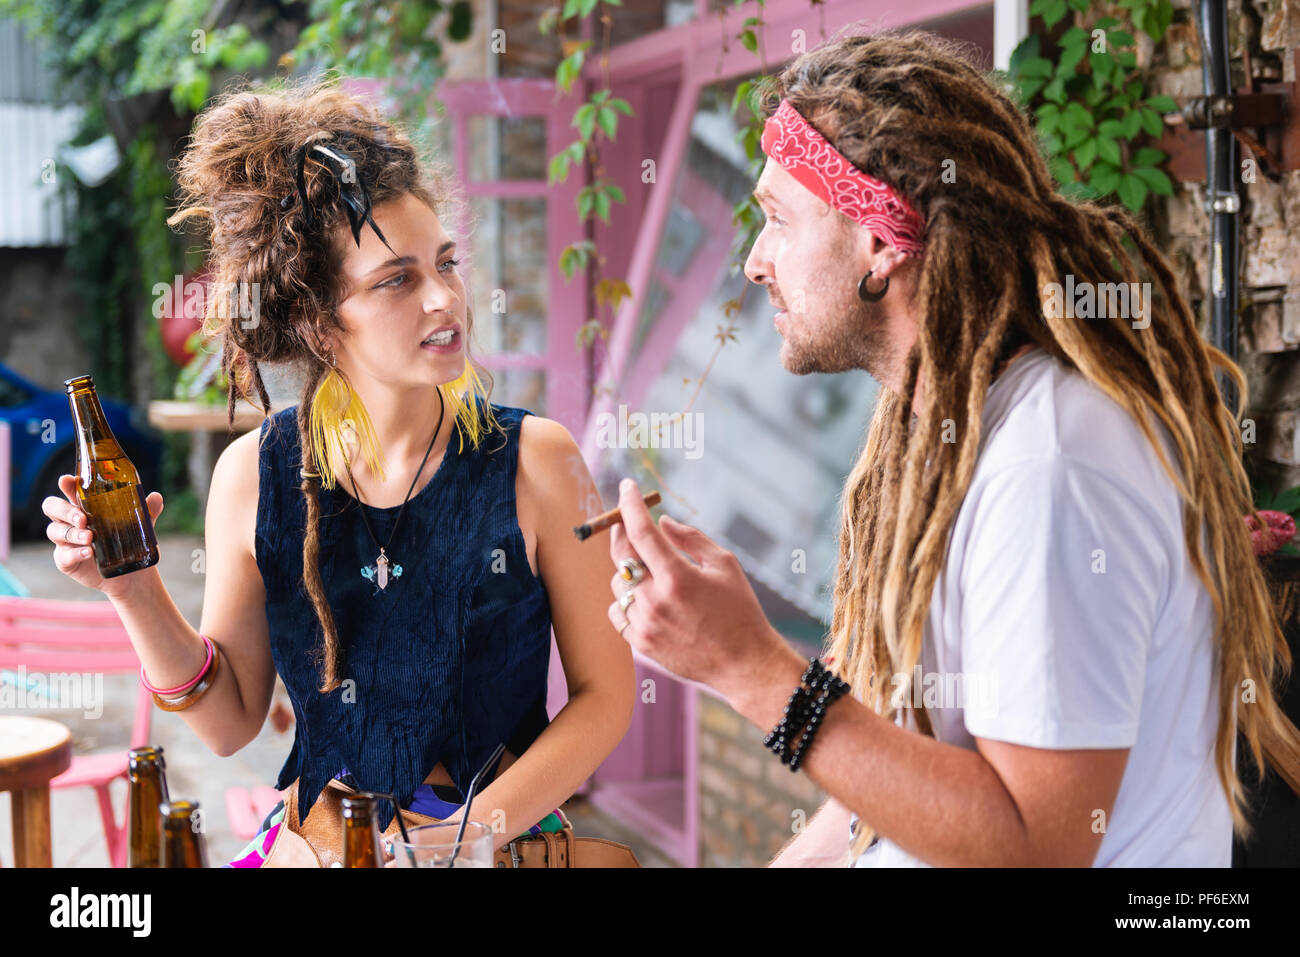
[330,191,468,390]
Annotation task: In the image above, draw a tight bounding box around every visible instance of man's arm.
[732,642,1129,867]
[769,798,853,867]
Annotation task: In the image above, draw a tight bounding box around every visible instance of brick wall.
[697,692,828,867]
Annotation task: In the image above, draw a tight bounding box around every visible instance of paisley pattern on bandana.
[760,99,927,256]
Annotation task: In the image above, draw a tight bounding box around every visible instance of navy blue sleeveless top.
[254,397,553,830]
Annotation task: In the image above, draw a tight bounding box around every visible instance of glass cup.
[386,821,495,868]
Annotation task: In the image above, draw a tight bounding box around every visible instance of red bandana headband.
[760,99,927,256]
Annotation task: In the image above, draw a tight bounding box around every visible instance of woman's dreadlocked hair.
[166,73,500,693]
[770,28,1300,859]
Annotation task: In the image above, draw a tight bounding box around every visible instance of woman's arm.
[441,416,636,850]
[52,427,277,756]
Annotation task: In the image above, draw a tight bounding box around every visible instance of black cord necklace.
[345,388,446,591]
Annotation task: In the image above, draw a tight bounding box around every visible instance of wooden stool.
[0,717,72,867]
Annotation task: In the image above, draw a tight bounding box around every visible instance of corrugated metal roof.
[0,19,61,104]
[0,101,82,247]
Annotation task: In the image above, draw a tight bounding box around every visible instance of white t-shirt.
[850,346,1233,867]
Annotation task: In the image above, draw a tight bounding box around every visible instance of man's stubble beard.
[780,289,894,379]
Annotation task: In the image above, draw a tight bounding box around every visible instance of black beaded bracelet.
[788,670,850,772]
[762,657,850,770]
[761,658,824,763]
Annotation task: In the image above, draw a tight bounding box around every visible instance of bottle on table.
[341,795,383,868]
[127,746,170,868]
[64,374,159,578]
[160,799,209,868]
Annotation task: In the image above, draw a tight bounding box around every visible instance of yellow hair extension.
[309,367,387,489]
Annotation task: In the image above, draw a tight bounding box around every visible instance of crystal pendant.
[376,550,390,590]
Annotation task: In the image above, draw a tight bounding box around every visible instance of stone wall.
[1145,0,1300,491]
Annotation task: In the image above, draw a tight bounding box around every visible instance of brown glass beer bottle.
[127,746,169,868]
[341,795,383,867]
[160,799,209,868]
[64,374,159,578]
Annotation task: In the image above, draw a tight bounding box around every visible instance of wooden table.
[0,716,72,867]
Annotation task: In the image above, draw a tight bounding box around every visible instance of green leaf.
[1090,50,1114,86]
[1008,33,1042,76]
[1108,29,1136,47]
[740,29,758,53]
[1146,0,1174,41]
[1147,94,1177,112]
[1042,76,1066,104]
[1017,77,1047,103]
[608,97,634,116]
[1133,146,1167,166]
[1060,26,1090,47]
[1097,135,1122,165]
[596,106,618,140]
[1117,172,1149,212]
[1036,103,1061,135]
[1116,49,1137,69]
[1074,136,1098,170]
[605,183,626,203]
[594,189,611,223]
[1041,0,1068,26]
[1049,155,1078,183]
[574,103,597,141]
[548,152,572,185]
[1123,109,1143,139]
[1058,43,1087,77]
[1018,56,1054,79]
[556,45,588,93]
[1131,165,1173,195]
[1140,107,1164,136]
[1095,16,1122,29]
[1089,160,1122,194]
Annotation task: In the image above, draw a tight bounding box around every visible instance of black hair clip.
[280,136,399,256]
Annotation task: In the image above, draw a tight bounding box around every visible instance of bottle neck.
[67,387,125,463]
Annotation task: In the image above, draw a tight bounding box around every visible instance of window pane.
[486,367,546,417]
[466,115,547,181]
[466,197,548,356]
[590,81,880,632]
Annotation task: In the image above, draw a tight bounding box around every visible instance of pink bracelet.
[141,634,214,696]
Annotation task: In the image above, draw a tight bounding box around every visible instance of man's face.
[743,158,892,376]
[332,191,468,390]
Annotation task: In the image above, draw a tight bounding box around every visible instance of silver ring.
[618,590,637,612]
[617,557,647,585]
[618,619,631,638]
[63,525,75,544]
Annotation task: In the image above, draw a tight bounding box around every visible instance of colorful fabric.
[760,98,927,256]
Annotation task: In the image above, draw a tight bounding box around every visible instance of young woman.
[42,77,636,865]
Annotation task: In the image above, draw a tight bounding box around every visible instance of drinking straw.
[364,789,415,867]
[449,742,506,865]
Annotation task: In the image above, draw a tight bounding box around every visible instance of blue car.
[0,363,163,539]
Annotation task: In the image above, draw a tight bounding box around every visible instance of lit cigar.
[574,490,662,541]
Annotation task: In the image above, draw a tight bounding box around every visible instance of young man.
[604,29,1299,867]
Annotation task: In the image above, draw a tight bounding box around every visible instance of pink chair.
[0,596,151,867]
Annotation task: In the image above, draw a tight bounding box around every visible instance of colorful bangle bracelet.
[152,642,221,713]
[141,635,213,696]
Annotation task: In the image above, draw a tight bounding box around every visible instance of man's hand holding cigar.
[602,478,805,710]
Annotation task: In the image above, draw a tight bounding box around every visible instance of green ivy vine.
[1006,0,1179,213]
